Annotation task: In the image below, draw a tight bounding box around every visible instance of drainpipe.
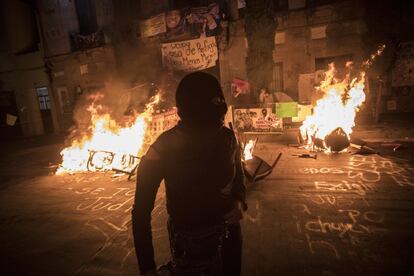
[35,9,61,133]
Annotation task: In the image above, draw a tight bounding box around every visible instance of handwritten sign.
[140,13,166,38]
[161,36,218,71]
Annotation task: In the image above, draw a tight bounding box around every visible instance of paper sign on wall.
[161,36,218,72]
[6,114,17,126]
[140,13,167,38]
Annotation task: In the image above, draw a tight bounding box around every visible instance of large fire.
[300,45,385,152]
[56,93,160,174]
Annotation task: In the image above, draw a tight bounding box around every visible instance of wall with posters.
[149,102,309,136]
[139,2,221,40]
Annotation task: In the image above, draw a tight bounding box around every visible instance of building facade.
[219,0,368,104]
[37,0,116,131]
[0,0,56,139]
[1,0,412,139]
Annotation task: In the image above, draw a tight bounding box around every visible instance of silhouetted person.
[132,72,247,276]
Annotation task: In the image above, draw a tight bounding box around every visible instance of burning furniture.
[298,62,366,152]
[86,150,141,179]
[299,45,385,153]
[240,137,282,181]
[56,94,161,175]
[243,153,282,181]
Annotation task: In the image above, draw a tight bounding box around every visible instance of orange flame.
[56,94,160,174]
[300,45,385,151]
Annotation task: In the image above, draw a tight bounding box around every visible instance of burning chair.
[86,150,141,180]
[239,137,282,182]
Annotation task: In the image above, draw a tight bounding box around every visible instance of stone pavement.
[0,135,414,275]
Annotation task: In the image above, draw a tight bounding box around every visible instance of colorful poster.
[140,2,221,39]
[140,13,166,38]
[187,3,220,37]
[165,9,187,38]
[232,78,250,96]
[161,36,218,72]
[233,107,282,132]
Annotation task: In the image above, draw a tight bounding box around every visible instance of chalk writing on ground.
[287,155,408,263]
[278,155,414,187]
[68,185,168,274]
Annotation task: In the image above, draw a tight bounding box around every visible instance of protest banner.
[233,107,283,133]
[140,13,166,38]
[161,36,218,71]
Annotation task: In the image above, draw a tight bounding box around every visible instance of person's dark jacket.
[132,122,246,274]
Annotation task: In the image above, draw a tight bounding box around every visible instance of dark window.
[75,0,98,35]
[272,62,284,91]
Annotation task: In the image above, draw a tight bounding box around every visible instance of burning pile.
[300,45,385,152]
[56,93,160,175]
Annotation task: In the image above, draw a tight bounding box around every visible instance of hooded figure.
[132,72,246,276]
[175,71,227,128]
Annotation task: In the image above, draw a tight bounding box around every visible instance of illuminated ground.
[0,129,414,275]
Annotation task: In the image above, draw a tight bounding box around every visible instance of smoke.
[64,33,184,145]
[66,78,152,144]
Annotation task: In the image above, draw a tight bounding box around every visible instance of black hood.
[176,72,227,127]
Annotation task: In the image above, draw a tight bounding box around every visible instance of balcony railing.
[70,30,105,51]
